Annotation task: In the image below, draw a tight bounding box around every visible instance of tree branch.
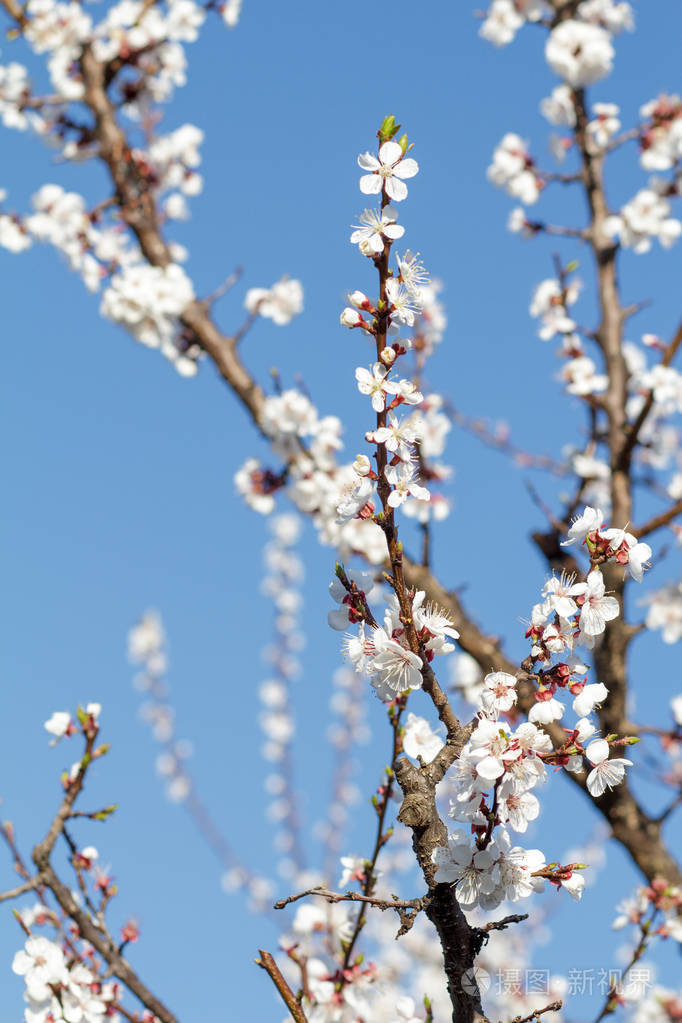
[255,949,308,1023]
[0,876,43,904]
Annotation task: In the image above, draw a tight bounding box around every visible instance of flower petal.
[378,140,403,165]
[393,157,419,179]
[357,152,379,171]
[385,177,408,202]
[359,174,382,195]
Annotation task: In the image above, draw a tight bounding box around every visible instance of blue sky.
[1,1,682,1019]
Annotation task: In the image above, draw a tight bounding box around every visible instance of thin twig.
[0,876,44,903]
[256,949,308,1023]
[481,912,529,933]
[340,701,406,972]
[29,726,181,1023]
[512,1001,563,1023]
[633,498,682,540]
[274,885,423,913]
[618,320,682,472]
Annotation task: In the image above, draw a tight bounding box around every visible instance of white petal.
[359,174,382,195]
[476,755,505,780]
[586,738,609,766]
[385,177,408,202]
[393,157,419,179]
[357,152,379,171]
[328,608,349,631]
[580,605,606,635]
[378,140,403,165]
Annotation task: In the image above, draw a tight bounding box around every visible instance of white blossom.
[355,363,401,412]
[585,738,632,797]
[562,505,604,546]
[368,627,423,698]
[573,682,609,718]
[480,671,518,715]
[605,188,682,254]
[540,84,576,126]
[644,583,682,644]
[12,935,67,1001]
[545,20,614,88]
[244,277,303,325]
[350,206,404,255]
[579,570,620,639]
[221,0,242,27]
[586,102,621,151]
[358,140,419,203]
[44,710,71,743]
[402,712,444,763]
[479,0,523,46]
[385,462,430,508]
[487,133,540,204]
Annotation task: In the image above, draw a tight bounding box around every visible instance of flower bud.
[378,114,400,142]
[348,290,371,310]
[353,454,371,477]
[380,346,396,366]
[340,307,362,328]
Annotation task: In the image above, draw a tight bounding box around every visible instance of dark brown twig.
[512,1001,563,1023]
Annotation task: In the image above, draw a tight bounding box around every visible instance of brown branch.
[78,45,267,428]
[28,727,181,1023]
[618,321,682,472]
[0,0,28,28]
[274,886,422,912]
[2,11,678,1023]
[65,25,682,983]
[0,876,43,903]
[274,885,424,937]
[255,949,308,1023]
[481,912,529,933]
[633,498,682,539]
[396,751,486,1023]
[512,1001,563,1023]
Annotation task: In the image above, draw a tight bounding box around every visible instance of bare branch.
[274,886,424,938]
[512,1001,563,1023]
[481,913,529,934]
[256,949,309,1023]
[274,886,423,913]
[0,876,43,904]
[633,498,682,539]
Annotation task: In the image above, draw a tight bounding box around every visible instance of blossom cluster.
[529,271,614,402]
[482,3,682,256]
[613,878,682,942]
[330,573,458,702]
[0,0,240,121]
[245,276,304,326]
[429,506,650,911]
[13,933,122,1023]
[480,0,631,76]
[0,0,257,377]
[337,127,457,532]
[234,129,454,556]
[11,705,160,1023]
